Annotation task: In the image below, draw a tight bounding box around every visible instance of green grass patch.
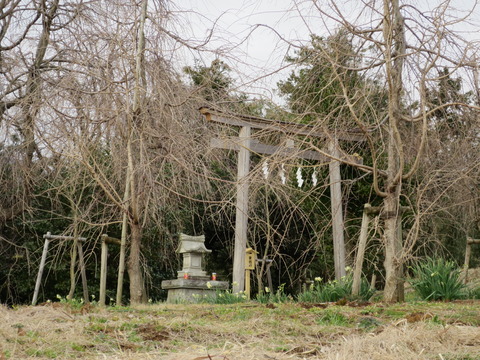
[441,354,480,360]
[382,308,408,319]
[357,316,382,330]
[71,343,86,352]
[315,309,351,326]
[25,348,58,358]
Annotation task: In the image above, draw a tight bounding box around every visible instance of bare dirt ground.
[1,301,479,360]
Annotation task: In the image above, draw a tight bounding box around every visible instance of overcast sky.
[168,0,480,99]
[168,0,309,98]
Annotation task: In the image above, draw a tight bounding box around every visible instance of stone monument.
[161,233,229,303]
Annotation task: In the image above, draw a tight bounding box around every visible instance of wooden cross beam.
[211,136,363,164]
[200,107,365,142]
[200,107,364,292]
[210,137,327,161]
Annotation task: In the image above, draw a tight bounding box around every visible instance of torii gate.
[200,107,364,293]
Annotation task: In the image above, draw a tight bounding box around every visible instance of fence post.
[76,242,89,303]
[352,204,371,296]
[32,237,51,305]
[99,237,109,306]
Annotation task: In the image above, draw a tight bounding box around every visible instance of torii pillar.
[233,126,251,293]
[329,137,346,280]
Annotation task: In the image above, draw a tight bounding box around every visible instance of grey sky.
[169,0,480,99]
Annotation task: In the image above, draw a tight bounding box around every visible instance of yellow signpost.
[244,248,257,299]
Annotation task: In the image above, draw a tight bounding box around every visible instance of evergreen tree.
[277,30,388,126]
[184,59,233,103]
[426,67,474,140]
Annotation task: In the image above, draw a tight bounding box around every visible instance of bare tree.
[37,0,222,304]
[277,0,480,301]
[0,0,59,222]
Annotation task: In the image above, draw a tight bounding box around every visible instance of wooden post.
[245,269,251,299]
[99,238,108,306]
[370,273,377,290]
[464,243,472,283]
[116,216,128,306]
[396,217,404,302]
[76,242,89,303]
[266,262,273,292]
[464,237,480,284]
[352,204,371,296]
[232,126,251,293]
[32,237,51,305]
[329,138,346,280]
[256,258,273,293]
[99,235,122,305]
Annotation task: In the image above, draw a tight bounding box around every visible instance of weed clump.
[296,273,375,303]
[409,257,466,301]
[255,284,293,304]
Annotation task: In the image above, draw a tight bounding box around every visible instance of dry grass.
[0,301,479,359]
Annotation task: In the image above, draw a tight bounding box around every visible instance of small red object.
[212,273,217,281]
[183,272,189,279]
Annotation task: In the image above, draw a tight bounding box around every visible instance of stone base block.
[161,278,229,303]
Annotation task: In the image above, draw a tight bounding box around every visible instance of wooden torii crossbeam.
[200,107,364,293]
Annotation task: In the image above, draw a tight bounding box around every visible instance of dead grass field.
[1,300,479,359]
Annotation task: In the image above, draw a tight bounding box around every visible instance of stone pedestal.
[161,234,229,303]
[162,278,229,303]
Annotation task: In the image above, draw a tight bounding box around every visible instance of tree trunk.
[116,164,131,306]
[383,191,403,302]
[128,220,144,304]
[126,0,148,304]
[381,0,406,302]
[68,203,79,300]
